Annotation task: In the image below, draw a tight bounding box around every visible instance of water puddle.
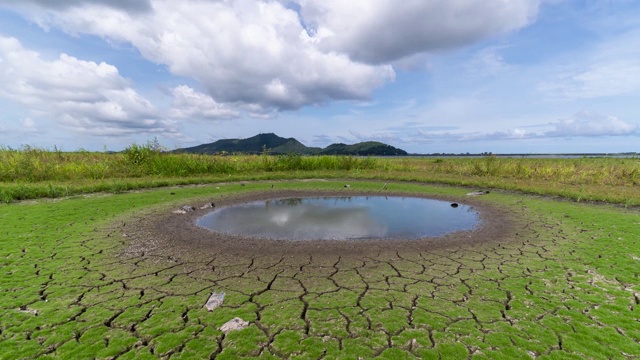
[196,196,479,241]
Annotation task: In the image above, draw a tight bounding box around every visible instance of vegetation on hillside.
[175,133,407,156]
[177,133,317,155]
[318,141,407,156]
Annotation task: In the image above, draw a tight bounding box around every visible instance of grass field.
[1,147,639,205]
[1,151,639,358]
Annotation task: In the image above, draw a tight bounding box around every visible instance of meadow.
[1,145,639,205]
[0,146,639,359]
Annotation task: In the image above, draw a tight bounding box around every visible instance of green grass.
[1,146,639,205]
[1,180,639,359]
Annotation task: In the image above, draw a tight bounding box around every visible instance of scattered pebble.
[180,205,196,212]
[204,292,225,311]
[200,202,215,210]
[219,317,249,333]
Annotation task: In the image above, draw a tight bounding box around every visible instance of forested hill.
[175,133,407,156]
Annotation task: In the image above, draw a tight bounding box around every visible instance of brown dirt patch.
[121,190,518,259]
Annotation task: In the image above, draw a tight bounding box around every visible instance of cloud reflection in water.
[196,197,478,241]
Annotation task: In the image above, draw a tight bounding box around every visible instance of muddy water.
[196,196,479,240]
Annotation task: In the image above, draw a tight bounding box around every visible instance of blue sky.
[1,0,639,153]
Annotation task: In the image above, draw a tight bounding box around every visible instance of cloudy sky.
[1,0,639,153]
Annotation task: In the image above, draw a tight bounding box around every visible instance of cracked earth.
[1,188,639,359]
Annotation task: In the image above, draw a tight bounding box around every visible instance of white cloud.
[410,111,638,143]
[549,111,638,137]
[466,46,512,76]
[538,29,640,99]
[540,60,640,99]
[25,0,393,111]
[169,86,239,120]
[20,117,38,133]
[298,0,540,63]
[0,35,177,137]
[3,0,541,112]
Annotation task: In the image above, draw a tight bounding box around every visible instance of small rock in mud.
[219,317,249,333]
[173,205,196,214]
[200,202,215,210]
[204,292,225,311]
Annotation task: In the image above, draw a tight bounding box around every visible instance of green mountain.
[176,133,407,156]
[318,141,407,156]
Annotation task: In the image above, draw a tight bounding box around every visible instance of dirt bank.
[121,190,518,259]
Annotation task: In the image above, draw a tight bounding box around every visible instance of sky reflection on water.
[196,196,479,240]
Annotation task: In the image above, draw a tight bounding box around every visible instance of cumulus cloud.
[169,86,239,120]
[24,0,393,111]
[0,35,177,137]
[299,0,540,63]
[3,0,540,112]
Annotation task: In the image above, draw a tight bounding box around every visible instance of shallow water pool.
[196,196,479,240]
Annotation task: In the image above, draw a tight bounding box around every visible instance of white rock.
[204,292,225,311]
[219,317,249,333]
[200,202,215,209]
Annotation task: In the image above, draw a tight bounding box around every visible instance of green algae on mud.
[0,180,639,359]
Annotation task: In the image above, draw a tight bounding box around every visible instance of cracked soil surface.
[1,184,639,359]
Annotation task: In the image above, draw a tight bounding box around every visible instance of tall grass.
[0,145,378,182]
[380,156,640,186]
[1,146,638,204]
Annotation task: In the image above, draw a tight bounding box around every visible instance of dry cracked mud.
[2,188,639,359]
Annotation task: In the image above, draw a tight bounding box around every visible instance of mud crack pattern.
[1,188,639,359]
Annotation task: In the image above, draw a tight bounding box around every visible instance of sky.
[0,0,639,154]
